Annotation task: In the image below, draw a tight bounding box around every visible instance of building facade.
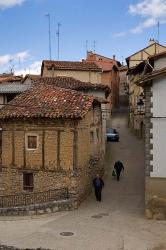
[118,65,128,107]
[138,52,166,219]
[86,51,120,112]
[22,75,110,154]
[0,74,23,108]
[0,84,104,206]
[41,60,102,84]
[126,41,166,138]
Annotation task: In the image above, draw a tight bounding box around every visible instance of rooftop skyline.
[0,0,166,75]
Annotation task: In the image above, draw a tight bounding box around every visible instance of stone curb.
[0,199,77,216]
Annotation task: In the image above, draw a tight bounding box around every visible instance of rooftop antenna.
[9,59,14,74]
[85,40,88,53]
[45,13,52,60]
[157,21,160,44]
[93,40,96,52]
[18,57,21,70]
[56,22,61,60]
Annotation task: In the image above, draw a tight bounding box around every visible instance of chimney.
[113,55,116,60]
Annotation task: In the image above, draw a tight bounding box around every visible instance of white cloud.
[0,54,11,66]
[0,51,29,66]
[113,32,128,38]
[0,0,25,9]
[15,61,42,76]
[129,0,166,33]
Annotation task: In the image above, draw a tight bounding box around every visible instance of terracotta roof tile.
[0,75,23,84]
[0,84,95,119]
[41,60,102,74]
[22,74,41,83]
[32,76,110,96]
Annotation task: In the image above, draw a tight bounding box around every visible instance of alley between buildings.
[0,111,166,250]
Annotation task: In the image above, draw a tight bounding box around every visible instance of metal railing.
[0,188,69,208]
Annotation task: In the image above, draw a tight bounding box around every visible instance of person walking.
[93,174,104,201]
[114,160,124,181]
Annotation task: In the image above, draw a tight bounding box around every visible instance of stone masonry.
[0,104,104,212]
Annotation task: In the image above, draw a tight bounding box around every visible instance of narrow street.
[0,112,166,250]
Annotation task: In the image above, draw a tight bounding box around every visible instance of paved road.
[0,113,166,250]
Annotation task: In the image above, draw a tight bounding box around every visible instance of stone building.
[41,60,102,84]
[0,83,104,205]
[126,40,166,137]
[22,75,110,154]
[118,65,128,107]
[0,74,23,108]
[86,51,120,112]
[137,51,166,219]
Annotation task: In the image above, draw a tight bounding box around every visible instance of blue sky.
[0,0,166,75]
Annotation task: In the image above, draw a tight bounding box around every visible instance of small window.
[96,129,99,139]
[23,172,33,191]
[27,135,38,150]
[90,131,94,142]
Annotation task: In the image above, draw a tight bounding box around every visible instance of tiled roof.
[22,74,41,83]
[32,76,110,96]
[41,60,102,74]
[0,84,95,119]
[137,67,166,86]
[0,83,31,94]
[149,51,166,61]
[0,75,23,84]
[119,65,128,71]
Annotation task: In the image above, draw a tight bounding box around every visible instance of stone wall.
[144,84,153,178]
[0,199,75,216]
[0,104,104,208]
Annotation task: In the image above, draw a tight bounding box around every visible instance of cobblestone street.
[0,112,166,250]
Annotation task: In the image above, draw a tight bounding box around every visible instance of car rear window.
[107,128,114,133]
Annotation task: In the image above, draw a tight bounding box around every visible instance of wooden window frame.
[25,133,39,151]
[90,131,94,142]
[23,172,34,192]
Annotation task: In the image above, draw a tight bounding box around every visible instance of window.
[23,172,33,191]
[7,94,17,103]
[90,131,94,142]
[96,129,99,140]
[26,134,38,150]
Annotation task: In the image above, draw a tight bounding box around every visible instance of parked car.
[106,128,119,142]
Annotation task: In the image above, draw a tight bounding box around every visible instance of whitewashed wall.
[154,57,166,70]
[151,77,166,177]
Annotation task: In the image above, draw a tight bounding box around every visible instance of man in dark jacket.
[93,174,104,201]
[114,161,124,181]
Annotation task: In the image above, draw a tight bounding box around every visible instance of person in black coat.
[114,161,124,181]
[93,174,104,201]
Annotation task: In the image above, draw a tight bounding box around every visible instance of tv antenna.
[85,40,88,53]
[93,40,96,52]
[9,58,14,74]
[56,22,61,60]
[157,21,160,44]
[45,13,52,60]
